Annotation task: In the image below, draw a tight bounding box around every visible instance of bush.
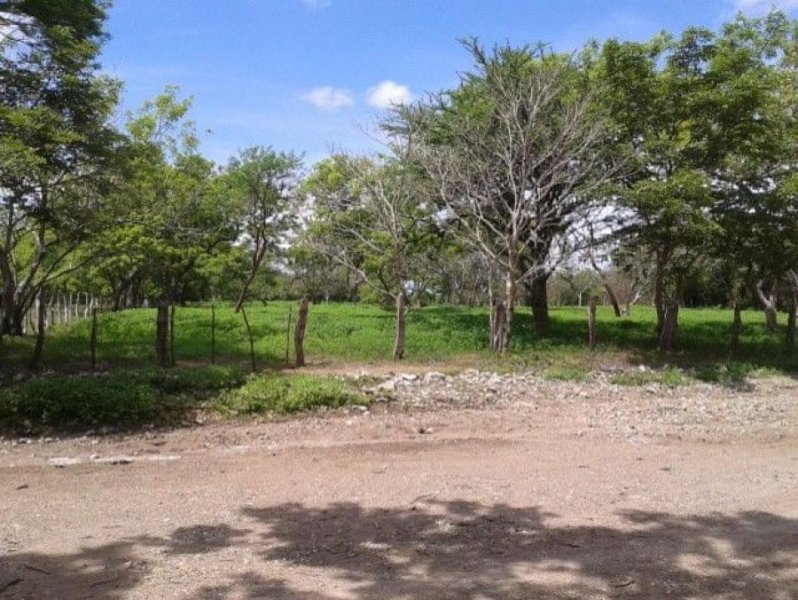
[143,365,246,393]
[219,374,367,414]
[0,374,157,427]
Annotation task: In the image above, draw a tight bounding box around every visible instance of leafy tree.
[97,89,236,366]
[222,146,301,312]
[0,0,120,350]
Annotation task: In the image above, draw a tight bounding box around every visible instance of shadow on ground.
[2,501,797,599]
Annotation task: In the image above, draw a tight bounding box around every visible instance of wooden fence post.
[294,297,309,368]
[210,303,216,365]
[170,304,176,367]
[284,306,293,365]
[241,304,256,372]
[90,308,98,373]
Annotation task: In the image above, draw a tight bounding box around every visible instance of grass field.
[2,302,795,375]
[1,302,795,432]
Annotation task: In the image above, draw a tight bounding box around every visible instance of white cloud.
[366,80,413,109]
[300,0,331,10]
[732,0,798,13]
[301,86,354,111]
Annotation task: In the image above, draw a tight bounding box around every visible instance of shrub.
[144,365,246,393]
[218,374,367,414]
[0,374,157,427]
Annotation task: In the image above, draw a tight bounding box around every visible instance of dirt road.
[2,373,798,599]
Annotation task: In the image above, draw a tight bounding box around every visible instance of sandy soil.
[1,372,798,599]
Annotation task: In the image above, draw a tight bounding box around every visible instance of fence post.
[284,306,293,364]
[90,307,98,373]
[170,304,176,367]
[588,297,597,350]
[240,304,256,372]
[210,303,216,365]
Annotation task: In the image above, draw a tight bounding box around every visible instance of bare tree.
[397,40,621,351]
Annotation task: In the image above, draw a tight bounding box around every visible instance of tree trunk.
[756,280,778,333]
[234,271,257,313]
[393,292,406,360]
[654,267,665,337]
[155,302,170,367]
[28,290,47,371]
[1,288,24,335]
[294,297,309,367]
[787,286,796,354]
[528,272,549,337]
[786,292,798,352]
[502,270,517,353]
[658,302,679,352]
[490,299,507,352]
[604,283,622,318]
[730,300,742,355]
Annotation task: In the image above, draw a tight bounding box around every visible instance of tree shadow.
[237,501,798,599]
[6,501,794,599]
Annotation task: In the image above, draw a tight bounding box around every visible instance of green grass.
[2,302,795,432]
[610,367,690,387]
[2,302,797,376]
[542,365,591,382]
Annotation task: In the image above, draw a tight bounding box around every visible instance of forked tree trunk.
[393,292,406,360]
[528,272,549,337]
[155,302,170,367]
[756,280,779,333]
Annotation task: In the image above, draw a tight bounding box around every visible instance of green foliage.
[0,375,157,428]
[218,374,368,414]
[142,365,246,393]
[610,368,689,387]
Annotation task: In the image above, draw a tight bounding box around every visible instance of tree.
[601,13,798,350]
[397,40,621,351]
[98,89,235,366]
[0,0,120,344]
[223,146,301,312]
[304,150,429,360]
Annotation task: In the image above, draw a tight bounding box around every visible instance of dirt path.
[2,374,798,599]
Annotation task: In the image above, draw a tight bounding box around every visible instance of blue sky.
[100,0,798,167]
